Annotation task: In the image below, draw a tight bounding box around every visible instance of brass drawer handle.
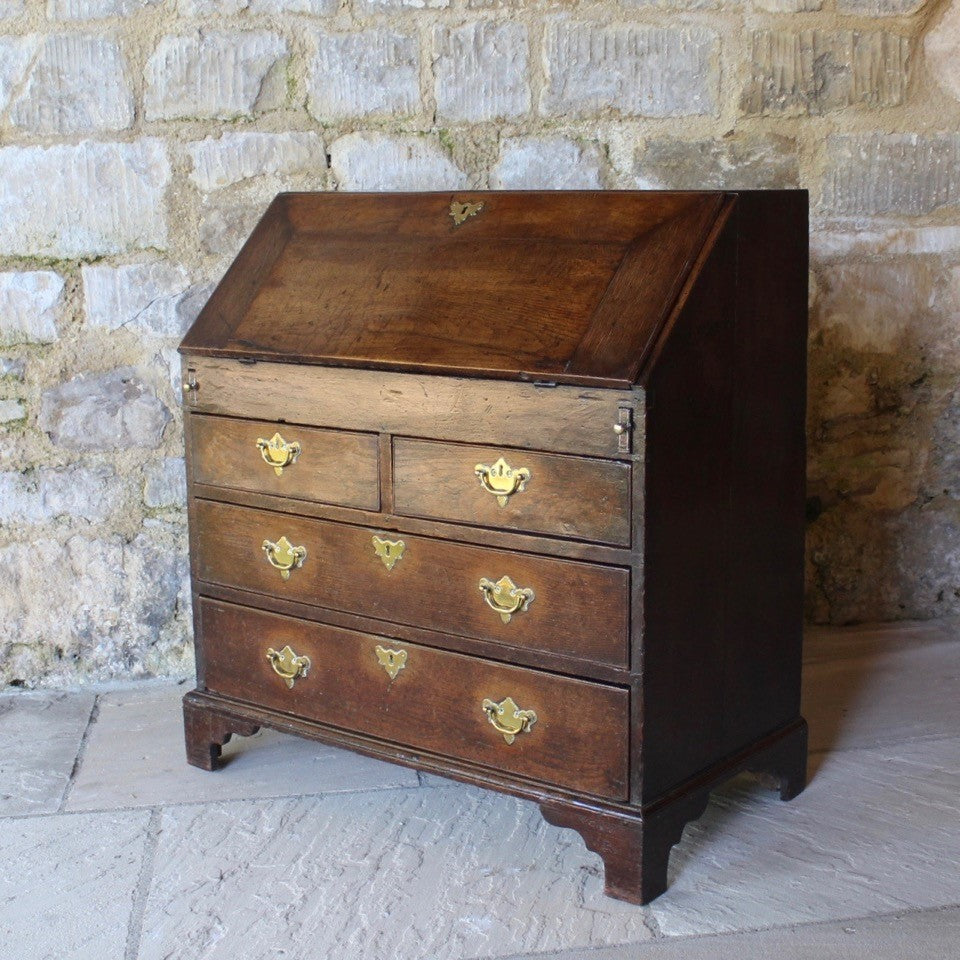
[256,432,301,475]
[482,696,537,744]
[372,535,405,571]
[479,575,534,623]
[375,644,407,679]
[475,457,531,507]
[262,535,306,580]
[266,645,311,688]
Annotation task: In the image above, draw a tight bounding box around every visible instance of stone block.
[48,0,161,17]
[0,0,24,14]
[180,0,337,10]
[926,0,960,103]
[9,33,133,134]
[741,30,910,115]
[0,465,124,524]
[82,261,193,338]
[199,199,271,257]
[144,456,186,508]
[541,22,718,118]
[0,399,25,423]
[434,22,530,122]
[838,0,926,12]
[821,134,960,216]
[39,367,171,450]
[144,31,288,121]
[0,271,64,345]
[187,131,326,192]
[330,132,467,190]
[0,357,25,380]
[636,135,799,189]
[753,0,822,10]
[0,140,169,257]
[491,136,602,189]
[308,28,420,120]
[0,37,36,111]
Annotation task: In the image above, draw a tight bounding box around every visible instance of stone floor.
[2,620,959,960]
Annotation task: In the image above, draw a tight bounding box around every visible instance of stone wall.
[1,0,958,685]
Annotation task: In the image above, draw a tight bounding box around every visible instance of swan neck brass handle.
[256,432,301,475]
[266,645,311,688]
[479,576,534,623]
[482,696,537,744]
[475,457,531,507]
[375,644,407,679]
[262,536,306,580]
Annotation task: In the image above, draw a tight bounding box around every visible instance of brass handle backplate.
[262,536,307,580]
[479,575,534,623]
[372,535,405,571]
[375,644,407,679]
[482,696,537,744]
[266,645,311,688]
[475,457,531,507]
[256,432,301,475]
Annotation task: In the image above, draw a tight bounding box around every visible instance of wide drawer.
[193,499,630,667]
[200,599,630,800]
[394,438,631,546]
[188,413,379,510]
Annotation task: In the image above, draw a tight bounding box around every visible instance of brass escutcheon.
[266,645,311,688]
[262,536,307,580]
[372,535,406,571]
[475,457,531,507]
[479,575,535,624]
[256,432,301,476]
[482,696,537,745]
[374,644,407,680]
[450,200,484,226]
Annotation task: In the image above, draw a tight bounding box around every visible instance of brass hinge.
[613,407,633,453]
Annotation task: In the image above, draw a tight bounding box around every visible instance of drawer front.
[189,414,379,510]
[194,499,629,667]
[394,438,631,546]
[201,599,630,800]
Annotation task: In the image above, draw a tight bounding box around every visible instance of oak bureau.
[179,191,809,904]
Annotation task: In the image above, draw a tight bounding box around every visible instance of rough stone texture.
[434,22,530,122]
[0,140,169,257]
[0,526,189,685]
[491,136,603,189]
[0,810,150,960]
[0,271,64,345]
[144,31,288,121]
[82,261,193,338]
[926,0,960,103]
[542,23,718,118]
[143,456,186,508]
[330,132,468,190]
[308,28,420,120]
[66,684,419,811]
[741,30,910,115]
[636,135,799,189]
[0,464,124,524]
[0,0,956,684]
[821,134,960,216]
[9,33,134,134]
[187,131,326,192]
[0,690,94,816]
[39,367,171,450]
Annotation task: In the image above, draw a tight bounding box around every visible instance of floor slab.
[0,808,150,960]
[498,904,960,960]
[0,689,94,816]
[137,787,654,960]
[67,683,419,811]
[802,620,960,754]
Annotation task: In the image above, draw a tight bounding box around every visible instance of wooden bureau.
[179,190,808,904]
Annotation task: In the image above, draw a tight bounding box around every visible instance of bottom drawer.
[200,599,630,801]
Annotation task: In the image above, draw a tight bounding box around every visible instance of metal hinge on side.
[613,406,633,454]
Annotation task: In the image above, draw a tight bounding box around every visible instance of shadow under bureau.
[179,190,809,904]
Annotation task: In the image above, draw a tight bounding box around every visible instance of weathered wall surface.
[1,0,958,685]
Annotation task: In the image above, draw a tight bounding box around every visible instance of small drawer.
[188,414,379,510]
[393,439,631,546]
[200,599,630,801]
[193,499,630,668]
